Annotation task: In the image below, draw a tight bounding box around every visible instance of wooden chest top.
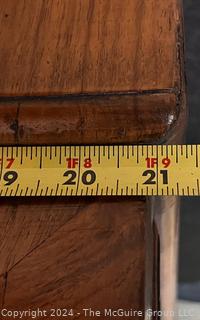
[0,0,182,97]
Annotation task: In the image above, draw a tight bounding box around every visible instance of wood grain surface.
[0,0,186,318]
[0,0,182,97]
[0,199,146,317]
[0,93,178,145]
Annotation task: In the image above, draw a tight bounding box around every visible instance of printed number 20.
[63,170,96,185]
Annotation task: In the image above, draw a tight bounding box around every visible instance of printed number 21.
[143,170,168,185]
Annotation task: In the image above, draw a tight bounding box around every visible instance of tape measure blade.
[0,145,199,197]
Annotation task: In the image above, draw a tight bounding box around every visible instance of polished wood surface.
[0,93,178,145]
[0,0,182,96]
[0,199,146,313]
[0,0,186,318]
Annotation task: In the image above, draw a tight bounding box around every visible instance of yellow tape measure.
[0,145,199,197]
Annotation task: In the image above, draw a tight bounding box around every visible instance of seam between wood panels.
[0,87,180,103]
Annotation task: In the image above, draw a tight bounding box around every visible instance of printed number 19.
[1,171,18,185]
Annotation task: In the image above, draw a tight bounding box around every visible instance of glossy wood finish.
[0,199,146,313]
[0,93,178,145]
[0,0,182,96]
[0,0,186,318]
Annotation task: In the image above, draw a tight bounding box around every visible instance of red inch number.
[0,158,15,169]
[84,158,92,168]
[66,158,93,169]
[162,158,171,168]
[146,157,171,168]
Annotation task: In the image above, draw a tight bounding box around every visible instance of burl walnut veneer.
[0,1,186,319]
